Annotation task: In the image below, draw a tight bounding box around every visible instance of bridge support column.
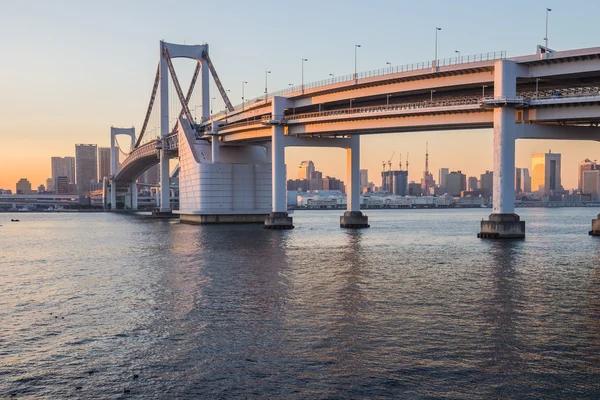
[265,97,293,229]
[158,152,171,212]
[479,60,524,239]
[211,136,221,163]
[110,180,117,210]
[341,135,369,228]
[589,215,600,236]
[131,181,138,210]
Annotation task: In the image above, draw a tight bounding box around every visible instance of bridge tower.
[109,127,136,210]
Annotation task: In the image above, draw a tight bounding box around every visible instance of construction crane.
[406,152,409,172]
[387,151,395,172]
[398,154,402,170]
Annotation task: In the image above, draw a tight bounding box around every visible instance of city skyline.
[3,1,600,190]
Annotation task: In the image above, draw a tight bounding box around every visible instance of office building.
[468,176,478,191]
[439,168,449,191]
[98,147,111,182]
[480,170,493,198]
[522,168,531,193]
[76,144,98,194]
[360,169,368,190]
[532,151,562,195]
[51,156,75,191]
[446,171,467,197]
[298,160,315,180]
[322,176,345,193]
[579,159,599,192]
[582,170,600,196]
[16,178,33,194]
[309,170,323,191]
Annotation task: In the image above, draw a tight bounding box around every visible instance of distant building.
[298,160,315,180]
[522,168,531,193]
[322,176,345,193]
[480,170,493,198]
[408,182,422,197]
[468,176,478,191]
[56,176,73,194]
[16,178,33,194]
[75,144,98,194]
[138,164,159,185]
[51,156,75,191]
[446,171,466,197]
[579,159,599,192]
[515,168,522,194]
[98,147,111,182]
[309,170,323,190]
[532,151,562,195]
[287,179,309,192]
[438,168,449,191]
[360,169,368,190]
[37,184,45,193]
[582,170,600,196]
[46,178,53,193]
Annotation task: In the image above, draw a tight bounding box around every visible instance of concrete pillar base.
[588,214,600,236]
[152,209,176,219]
[478,213,525,239]
[340,211,370,229]
[264,212,294,229]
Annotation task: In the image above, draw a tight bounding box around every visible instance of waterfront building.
[298,160,315,180]
[578,159,598,192]
[582,170,600,196]
[16,178,33,194]
[438,168,449,192]
[468,176,478,191]
[446,171,466,197]
[532,151,562,195]
[51,156,75,191]
[75,144,98,194]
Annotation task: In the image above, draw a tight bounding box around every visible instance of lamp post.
[430,89,435,102]
[544,8,552,54]
[434,27,442,68]
[264,70,271,102]
[211,97,215,114]
[386,61,391,74]
[482,85,488,98]
[535,78,540,98]
[455,50,460,63]
[386,94,391,106]
[354,44,361,84]
[301,58,308,94]
[241,81,247,110]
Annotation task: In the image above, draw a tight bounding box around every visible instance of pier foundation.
[589,214,600,236]
[340,211,370,229]
[478,213,525,239]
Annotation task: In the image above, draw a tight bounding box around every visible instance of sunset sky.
[2,0,600,191]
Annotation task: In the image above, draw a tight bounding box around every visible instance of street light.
[354,44,361,84]
[241,81,247,110]
[211,97,216,114]
[264,70,271,102]
[386,61,391,73]
[430,89,436,101]
[434,27,442,68]
[301,58,308,94]
[544,8,552,54]
[535,78,540,98]
[386,94,392,106]
[455,50,460,62]
[482,85,488,98]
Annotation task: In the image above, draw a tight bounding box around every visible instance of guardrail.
[208,50,506,119]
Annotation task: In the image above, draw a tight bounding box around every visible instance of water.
[1,208,600,399]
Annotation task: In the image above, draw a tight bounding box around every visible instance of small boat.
[11,219,19,222]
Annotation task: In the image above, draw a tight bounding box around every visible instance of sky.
[2,0,600,190]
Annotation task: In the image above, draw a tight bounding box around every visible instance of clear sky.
[2,0,600,191]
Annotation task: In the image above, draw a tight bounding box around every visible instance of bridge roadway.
[112,43,600,236]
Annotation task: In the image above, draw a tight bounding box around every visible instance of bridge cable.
[171,61,201,134]
[135,63,160,149]
[162,47,195,127]
[202,51,234,112]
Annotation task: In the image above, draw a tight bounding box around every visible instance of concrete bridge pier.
[110,180,117,210]
[340,135,369,228]
[131,181,138,210]
[265,97,294,229]
[479,60,525,239]
[589,215,600,236]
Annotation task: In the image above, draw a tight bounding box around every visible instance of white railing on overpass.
[210,50,506,118]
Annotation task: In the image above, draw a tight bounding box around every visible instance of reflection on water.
[1,209,600,398]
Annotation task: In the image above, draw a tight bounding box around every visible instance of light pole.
[544,8,552,54]
[301,58,308,94]
[241,81,247,110]
[430,89,435,102]
[535,78,540,98]
[211,97,215,114]
[434,27,442,68]
[354,44,361,84]
[264,70,271,102]
[455,50,460,63]
[386,61,391,74]
[482,85,488,98]
[329,73,334,83]
[386,94,391,106]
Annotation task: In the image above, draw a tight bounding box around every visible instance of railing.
[208,50,506,119]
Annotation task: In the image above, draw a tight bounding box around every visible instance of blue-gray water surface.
[1,208,600,399]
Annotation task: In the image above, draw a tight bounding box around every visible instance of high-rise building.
[439,168,449,191]
[480,170,493,198]
[37,184,45,193]
[56,176,72,194]
[582,170,600,196]
[532,151,562,195]
[76,144,98,194]
[16,178,33,194]
[298,161,315,180]
[309,170,323,190]
[515,168,522,194]
[468,176,478,191]
[322,176,345,193]
[138,164,159,185]
[578,159,598,192]
[446,171,466,197]
[391,170,408,196]
[46,178,53,192]
[98,147,111,182]
[360,169,368,190]
[523,168,531,193]
[51,156,75,191]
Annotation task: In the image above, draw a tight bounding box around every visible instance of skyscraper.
[532,151,562,195]
[360,169,368,190]
[76,144,98,194]
[522,168,531,193]
[51,156,75,191]
[515,168,522,194]
[98,147,111,182]
[298,161,315,180]
[16,178,33,194]
[439,168,449,191]
[578,159,598,192]
[468,176,478,191]
[480,170,493,198]
[582,170,600,196]
[446,171,466,196]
